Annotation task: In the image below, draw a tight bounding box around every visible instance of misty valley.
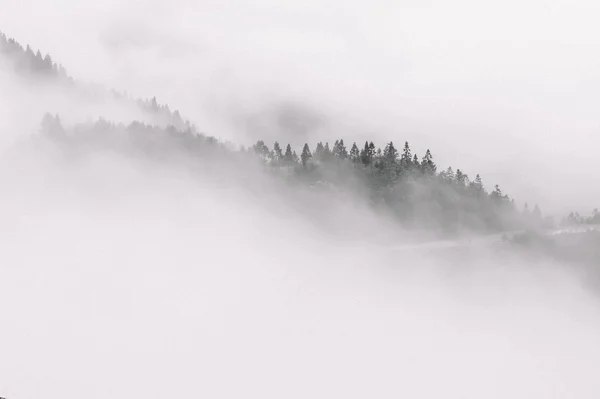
[1,19,600,399]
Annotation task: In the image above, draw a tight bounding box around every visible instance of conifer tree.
[421,149,437,176]
[252,140,271,162]
[490,184,503,200]
[349,142,360,164]
[284,144,294,164]
[273,141,283,163]
[323,142,332,161]
[333,139,348,159]
[401,141,412,170]
[456,169,468,186]
[360,141,376,166]
[314,142,324,160]
[471,174,484,193]
[301,143,312,167]
[444,167,455,181]
[412,154,420,170]
[383,141,398,165]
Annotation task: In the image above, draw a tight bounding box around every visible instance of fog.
[3,0,600,214]
[2,1,600,398]
[2,127,600,399]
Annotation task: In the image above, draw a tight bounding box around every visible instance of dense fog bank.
[1,125,600,398]
[2,2,600,397]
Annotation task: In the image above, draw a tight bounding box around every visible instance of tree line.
[38,115,554,236]
[0,31,71,81]
[249,139,551,234]
[8,31,594,235]
[1,31,193,132]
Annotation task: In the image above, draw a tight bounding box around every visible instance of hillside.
[1,30,570,238]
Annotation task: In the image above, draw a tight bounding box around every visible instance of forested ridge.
[1,31,194,131]
[3,31,596,237]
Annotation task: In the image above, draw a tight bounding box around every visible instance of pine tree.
[252,140,271,162]
[322,142,333,162]
[273,141,283,163]
[490,184,503,200]
[43,53,53,72]
[421,149,437,176]
[383,141,398,165]
[34,50,43,70]
[456,169,468,186]
[333,139,348,160]
[349,142,360,164]
[360,141,376,166]
[313,142,324,161]
[444,167,455,181]
[301,143,312,167]
[471,174,484,193]
[401,141,412,170]
[284,144,294,164]
[412,154,420,170]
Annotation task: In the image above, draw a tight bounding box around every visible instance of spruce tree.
[349,142,360,164]
[273,141,283,162]
[383,141,398,165]
[471,174,484,193]
[444,167,455,181]
[456,169,468,186]
[323,142,333,162]
[301,143,312,167]
[284,144,294,164]
[421,149,437,176]
[412,154,420,170]
[333,139,348,159]
[401,141,412,170]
